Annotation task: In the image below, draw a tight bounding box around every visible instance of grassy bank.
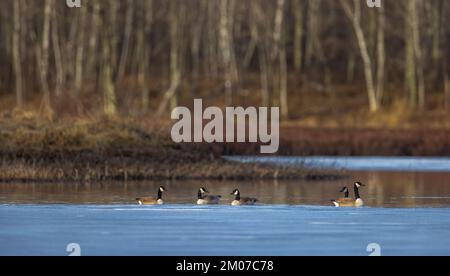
[2,109,448,182]
[0,117,336,182]
[225,127,450,156]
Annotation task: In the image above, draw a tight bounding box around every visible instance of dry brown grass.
[221,126,450,156]
[0,116,338,182]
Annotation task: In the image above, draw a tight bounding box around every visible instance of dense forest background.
[0,0,449,127]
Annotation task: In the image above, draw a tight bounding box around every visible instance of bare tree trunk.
[274,0,288,119]
[156,1,182,116]
[219,0,238,105]
[117,0,134,82]
[279,35,288,120]
[102,2,118,116]
[376,4,385,105]
[37,0,53,115]
[243,3,258,69]
[190,0,206,95]
[272,0,284,60]
[74,4,87,95]
[305,0,320,68]
[304,0,331,91]
[249,1,270,106]
[206,1,219,79]
[405,0,425,109]
[341,0,378,112]
[12,0,23,108]
[405,0,417,107]
[52,6,64,97]
[368,8,377,58]
[444,1,450,109]
[65,8,78,89]
[87,1,100,80]
[138,0,153,111]
[412,0,425,109]
[445,67,450,110]
[109,1,119,77]
[219,0,231,104]
[293,0,304,72]
[258,43,270,107]
[346,52,356,82]
[431,0,443,74]
[101,41,117,116]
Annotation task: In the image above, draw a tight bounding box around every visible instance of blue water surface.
[225,156,450,173]
[1,204,449,256]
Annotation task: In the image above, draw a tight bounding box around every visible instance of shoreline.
[0,118,339,182]
[3,117,450,182]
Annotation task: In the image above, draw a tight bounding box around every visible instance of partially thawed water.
[1,204,450,256]
[1,156,450,256]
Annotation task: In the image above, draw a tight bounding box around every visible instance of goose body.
[332,187,354,207]
[332,182,365,207]
[197,187,221,205]
[136,186,166,205]
[136,198,164,205]
[355,198,364,207]
[332,198,355,207]
[231,189,258,206]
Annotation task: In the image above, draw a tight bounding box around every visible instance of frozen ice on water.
[1,204,450,256]
[225,156,450,173]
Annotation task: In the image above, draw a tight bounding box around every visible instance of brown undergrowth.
[223,126,450,156]
[0,116,337,182]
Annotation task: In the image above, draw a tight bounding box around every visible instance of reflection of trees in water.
[1,173,450,207]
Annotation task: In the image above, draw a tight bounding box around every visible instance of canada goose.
[136,186,166,205]
[332,182,365,207]
[230,189,258,206]
[353,182,365,207]
[197,187,221,205]
[331,186,353,207]
[340,186,350,198]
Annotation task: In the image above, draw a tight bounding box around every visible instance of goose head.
[354,182,365,188]
[230,189,240,196]
[353,182,365,201]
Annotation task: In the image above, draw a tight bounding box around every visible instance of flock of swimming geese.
[136,182,365,207]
